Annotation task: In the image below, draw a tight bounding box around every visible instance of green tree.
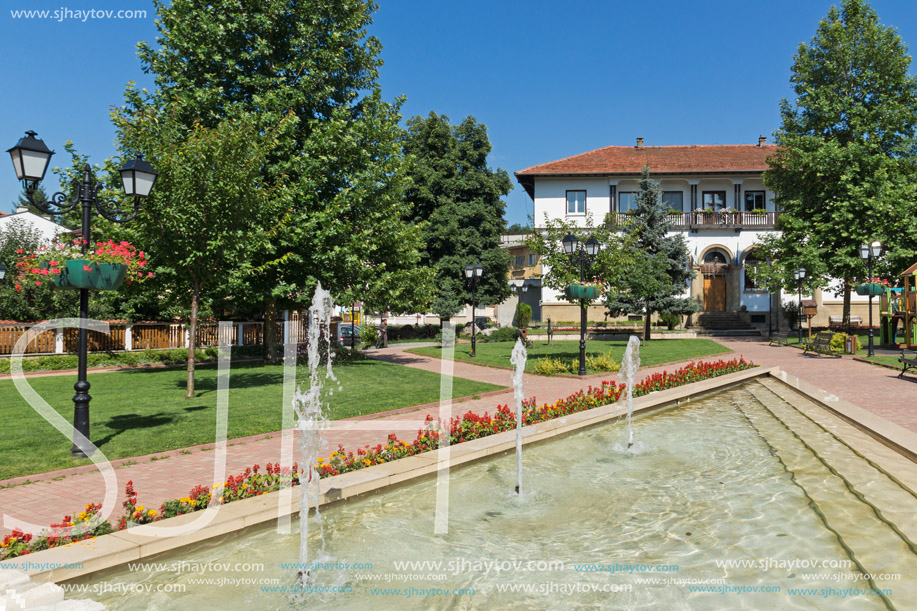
[525,213,632,306]
[403,112,512,318]
[603,167,697,340]
[764,0,917,326]
[748,234,824,331]
[112,111,294,398]
[122,0,432,361]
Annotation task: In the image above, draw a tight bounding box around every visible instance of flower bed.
[0,358,755,560]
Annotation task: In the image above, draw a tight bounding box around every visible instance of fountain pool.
[68,379,917,609]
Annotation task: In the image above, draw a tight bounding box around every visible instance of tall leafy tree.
[120,0,432,361]
[603,167,697,340]
[765,0,917,325]
[403,112,512,318]
[112,111,294,398]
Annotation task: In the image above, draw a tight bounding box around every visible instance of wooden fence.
[0,315,325,356]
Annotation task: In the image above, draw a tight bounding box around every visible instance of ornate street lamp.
[563,233,601,375]
[463,263,484,357]
[8,131,157,457]
[794,268,806,345]
[860,241,882,357]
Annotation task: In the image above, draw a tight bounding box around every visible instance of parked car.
[339,324,362,347]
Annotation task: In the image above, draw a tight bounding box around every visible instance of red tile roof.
[516,144,778,177]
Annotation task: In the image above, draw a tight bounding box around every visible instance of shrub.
[533,356,572,375]
[489,326,518,342]
[658,312,681,330]
[586,349,620,372]
[514,303,532,329]
[830,333,862,354]
[360,324,378,347]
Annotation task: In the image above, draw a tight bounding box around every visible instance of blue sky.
[3,0,917,226]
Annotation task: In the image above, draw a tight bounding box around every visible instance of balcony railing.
[607,211,780,230]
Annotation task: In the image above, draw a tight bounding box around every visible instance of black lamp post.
[794,268,806,345]
[463,263,483,357]
[562,234,601,376]
[860,241,882,358]
[7,131,157,457]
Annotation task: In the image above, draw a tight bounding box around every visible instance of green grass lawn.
[859,355,911,371]
[407,339,732,375]
[0,355,502,480]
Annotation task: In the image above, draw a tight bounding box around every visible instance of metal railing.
[607,211,780,229]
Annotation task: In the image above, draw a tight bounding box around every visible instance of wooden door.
[703,276,726,311]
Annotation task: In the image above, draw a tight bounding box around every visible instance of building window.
[704,250,728,265]
[514,255,526,268]
[702,191,726,210]
[744,252,762,290]
[528,253,539,266]
[618,192,636,213]
[566,190,586,215]
[744,191,765,212]
[662,191,684,212]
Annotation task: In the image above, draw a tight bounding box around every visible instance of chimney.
[758,135,766,147]
[15,205,28,214]
[636,137,644,149]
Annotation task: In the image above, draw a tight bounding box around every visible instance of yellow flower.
[148,510,158,517]
[330,451,339,458]
[136,506,145,512]
[363,460,370,466]
[218,496,224,503]
[317,458,324,464]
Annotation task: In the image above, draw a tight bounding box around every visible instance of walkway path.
[714,337,917,432]
[2,338,915,538]
[0,346,630,537]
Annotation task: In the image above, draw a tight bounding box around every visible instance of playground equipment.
[880,261,917,350]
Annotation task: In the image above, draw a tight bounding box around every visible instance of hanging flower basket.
[564,285,600,300]
[53,260,128,291]
[854,284,886,296]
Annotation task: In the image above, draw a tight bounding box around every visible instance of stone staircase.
[692,312,762,336]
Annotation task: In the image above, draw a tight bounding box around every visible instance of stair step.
[735,384,917,604]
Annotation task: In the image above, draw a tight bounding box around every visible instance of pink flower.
[147,272,153,278]
[83,265,92,272]
[34,281,41,287]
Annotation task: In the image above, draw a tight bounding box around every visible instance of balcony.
[607,211,780,231]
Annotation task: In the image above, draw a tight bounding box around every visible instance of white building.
[515,137,873,329]
[0,207,70,243]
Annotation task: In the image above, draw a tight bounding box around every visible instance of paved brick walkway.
[1,339,914,538]
[714,337,917,432]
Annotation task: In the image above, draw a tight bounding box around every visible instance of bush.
[830,333,862,354]
[533,356,572,375]
[489,326,519,342]
[514,303,532,329]
[586,349,620,372]
[658,312,681,330]
[360,325,378,347]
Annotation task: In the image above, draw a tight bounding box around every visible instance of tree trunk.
[842,280,852,332]
[185,282,201,400]
[644,305,652,341]
[264,297,279,363]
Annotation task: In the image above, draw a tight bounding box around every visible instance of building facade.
[515,138,875,330]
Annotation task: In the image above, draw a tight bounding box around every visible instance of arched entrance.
[702,250,729,312]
